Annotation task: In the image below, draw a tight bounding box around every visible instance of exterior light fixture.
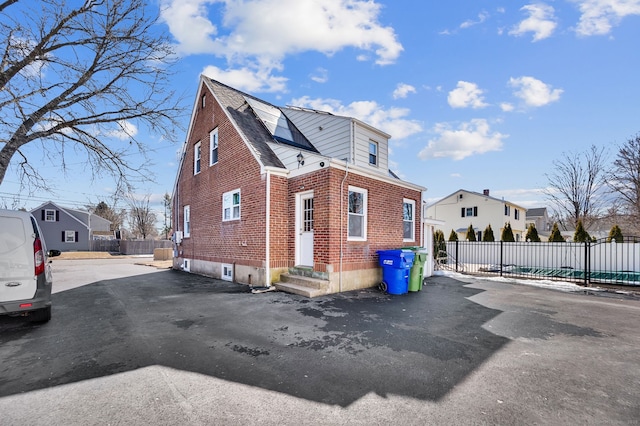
[297,152,305,167]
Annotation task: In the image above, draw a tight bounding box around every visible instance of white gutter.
[265,170,271,287]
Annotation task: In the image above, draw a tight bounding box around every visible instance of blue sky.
[2,0,640,224]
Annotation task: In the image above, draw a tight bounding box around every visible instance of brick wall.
[175,83,422,285]
[288,167,422,273]
[176,84,267,268]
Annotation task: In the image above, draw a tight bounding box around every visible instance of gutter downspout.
[265,170,271,287]
[339,120,356,293]
[340,161,349,294]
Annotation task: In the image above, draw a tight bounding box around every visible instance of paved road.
[1,258,639,425]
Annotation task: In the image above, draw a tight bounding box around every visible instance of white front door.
[297,192,314,267]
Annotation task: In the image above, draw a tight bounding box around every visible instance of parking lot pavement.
[1,259,639,425]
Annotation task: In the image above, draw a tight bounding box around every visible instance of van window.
[0,217,30,275]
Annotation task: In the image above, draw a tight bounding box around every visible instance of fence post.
[585,240,589,286]
[455,241,459,272]
[500,240,503,277]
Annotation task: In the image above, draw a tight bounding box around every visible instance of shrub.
[573,219,591,242]
[525,223,541,242]
[483,224,495,242]
[548,223,565,242]
[466,224,477,241]
[501,222,515,242]
[608,224,623,243]
[433,229,446,258]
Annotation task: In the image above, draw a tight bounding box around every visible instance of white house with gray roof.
[425,189,527,241]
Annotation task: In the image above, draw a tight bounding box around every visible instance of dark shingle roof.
[526,207,547,217]
[205,78,318,169]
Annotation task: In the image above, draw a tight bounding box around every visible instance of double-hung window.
[45,209,56,222]
[461,206,478,217]
[369,141,378,166]
[64,230,77,243]
[223,189,241,221]
[194,142,201,174]
[183,205,190,238]
[403,199,415,241]
[209,128,219,166]
[348,186,367,240]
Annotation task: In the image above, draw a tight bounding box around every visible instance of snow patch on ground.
[433,270,602,293]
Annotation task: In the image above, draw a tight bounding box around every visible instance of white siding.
[353,122,388,173]
[284,108,390,177]
[426,190,527,241]
[283,109,351,160]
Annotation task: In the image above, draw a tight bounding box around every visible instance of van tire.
[29,306,51,323]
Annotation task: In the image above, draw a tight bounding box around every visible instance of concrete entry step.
[273,273,330,298]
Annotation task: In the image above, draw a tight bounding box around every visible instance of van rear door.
[0,215,36,302]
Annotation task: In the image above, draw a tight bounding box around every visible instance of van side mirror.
[48,249,61,257]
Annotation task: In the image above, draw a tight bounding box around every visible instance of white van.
[0,209,60,323]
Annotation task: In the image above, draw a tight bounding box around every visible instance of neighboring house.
[525,207,551,236]
[425,189,527,241]
[31,201,112,251]
[172,76,425,296]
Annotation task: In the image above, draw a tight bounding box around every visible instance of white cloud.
[500,102,515,112]
[572,0,640,36]
[161,0,403,74]
[448,81,488,109]
[107,120,138,140]
[291,96,423,140]
[460,11,490,29]
[509,3,557,41]
[509,76,563,107]
[310,67,329,83]
[418,119,506,161]
[202,65,288,93]
[392,83,417,99]
[159,0,219,54]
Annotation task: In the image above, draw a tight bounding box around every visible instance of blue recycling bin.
[377,249,415,295]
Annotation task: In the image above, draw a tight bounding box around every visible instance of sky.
[2,0,640,227]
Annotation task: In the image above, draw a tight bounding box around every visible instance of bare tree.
[543,145,608,230]
[90,200,126,232]
[126,194,157,239]
[161,192,172,239]
[607,133,640,234]
[0,0,183,191]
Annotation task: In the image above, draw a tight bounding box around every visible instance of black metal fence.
[435,237,640,287]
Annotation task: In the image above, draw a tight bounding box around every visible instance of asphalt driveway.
[1,258,639,425]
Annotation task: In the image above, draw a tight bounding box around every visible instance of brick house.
[172,76,425,296]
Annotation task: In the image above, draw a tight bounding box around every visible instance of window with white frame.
[505,205,511,216]
[222,264,233,281]
[514,208,520,220]
[223,189,241,221]
[64,230,76,243]
[194,141,201,174]
[183,205,191,238]
[461,206,478,217]
[348,186,367,240]
[403,199,415,241]
[209,128,219,166]
[45,209,56,222]
[369,141,378,166]
[201,94,206,109]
